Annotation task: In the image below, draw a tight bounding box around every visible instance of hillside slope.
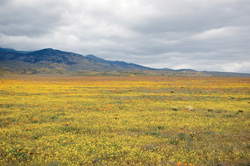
[0,48,155,75]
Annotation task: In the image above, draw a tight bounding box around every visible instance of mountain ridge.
[0,47,32,54]
[0,47,249,77]
[0,47,161,75]
[86,54,156,70]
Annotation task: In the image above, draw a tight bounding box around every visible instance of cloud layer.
[1,0,250,73]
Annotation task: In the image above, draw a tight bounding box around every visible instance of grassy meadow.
[0,76,249,165]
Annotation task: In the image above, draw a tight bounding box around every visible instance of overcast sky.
[1,0,250,73]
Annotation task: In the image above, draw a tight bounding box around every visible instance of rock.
[171,106,178,111]
[185,106,193,111]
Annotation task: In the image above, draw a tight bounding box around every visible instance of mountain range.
[0,47,249,77]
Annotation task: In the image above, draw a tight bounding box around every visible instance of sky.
[1,0,250,73]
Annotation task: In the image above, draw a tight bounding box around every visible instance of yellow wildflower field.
[0,76,249,165]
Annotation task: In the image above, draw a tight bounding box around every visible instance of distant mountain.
[161,68,196,72]
[203,71,250,77]
[86,54,155,70]
[161,68,174,71]
[0,47,32,54]
[0,48,95,68]
[0,47,158,75]
[86,54,108,63]
[1,47,249,76]
[176,69,197,72]
[14,48,85,64]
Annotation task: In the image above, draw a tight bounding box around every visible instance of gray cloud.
[0,0,68,37]
[1,0,250,73]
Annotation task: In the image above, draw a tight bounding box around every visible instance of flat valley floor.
[0,75,250,165]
